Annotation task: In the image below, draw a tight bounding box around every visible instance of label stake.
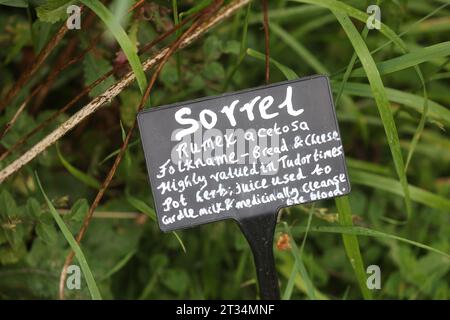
[238,212,280,300]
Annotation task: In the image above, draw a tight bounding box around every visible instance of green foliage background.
[0,0,449,299]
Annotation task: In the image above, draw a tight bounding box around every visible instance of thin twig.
[262,0,270,84]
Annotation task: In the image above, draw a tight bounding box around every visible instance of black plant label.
[138,75,350,232]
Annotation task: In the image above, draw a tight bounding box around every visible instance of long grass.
[35,173,102,300]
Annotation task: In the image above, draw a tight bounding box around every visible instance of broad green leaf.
[35,173,102,300]
[80,0,147,94]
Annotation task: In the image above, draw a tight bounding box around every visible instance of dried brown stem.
[0,5,87,113]
[0,11,199,162]
[0,7,97,140]
[0,38,81,140]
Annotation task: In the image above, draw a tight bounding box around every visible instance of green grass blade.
[299,204,315,256]
[404,88,429,172]
[333,20,371,143]
[333,11,412,220]
[126,194,186,253]
[223,2,251,91]
[346,157,390,176]
[335,27,369,106]
[278,261,329,299]
[179,0,212,19]
[289,0,404,51]
[249,5,325,24]
[282,261,298,300]
[247,48,298,80]
[292,14,336,38]
[56,144,101,190]
[350,42,450,77]
[293,225,450,258]
[283,204,316,300]
[335,196,373,300]
[270,23,328,74]
[35,173,102,300]
[80,0,147,94]
[331,81,450,127]
[349,169,450,212]
[282,222,318,299]
[100,139,139,165]
[101,249,137,280]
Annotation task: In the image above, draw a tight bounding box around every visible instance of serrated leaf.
[36,0,75,24]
